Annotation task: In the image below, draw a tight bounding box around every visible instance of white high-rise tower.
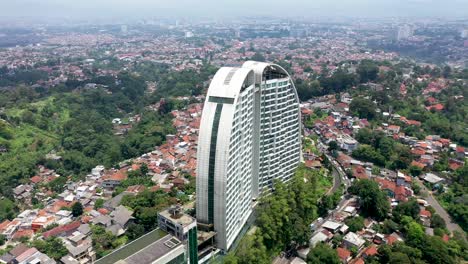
[196,61,301,251]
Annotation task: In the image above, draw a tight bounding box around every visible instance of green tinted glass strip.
[208,96,234,104]
[188,227,198,264]
[208,104,223,224]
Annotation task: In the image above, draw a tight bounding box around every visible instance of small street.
[415,178,464,234]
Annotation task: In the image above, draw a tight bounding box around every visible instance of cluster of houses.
[289,162,447,264]
[0,243,56,264]
[13,165,61,205]
[102,100,201,195]
[0,100,203,263]
[304,90,465,183]
[293,195,403,264]
[111,114,141,136]
[303,94,366,154]
[291,91,464,264]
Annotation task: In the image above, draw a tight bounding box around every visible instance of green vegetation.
[348,179,390,220]
[357,60,379,83]
[228,165,332,262]
[318,187,343,217]
[296,60,381,101]
[31,237,68,261]
[91,225,122,259]
[71,201,84,217]
[363,208,467,264]
[0,62,215,210]
[344,216,365,232]
[303,108,328,129]
[353,128,413,169]
[120,190,175,231]
[392,199,420,221]
[349,97,377,120]
[307,243,341,264]
[0,198,16,222]
[225,232,270,264]
[94,198,105,209]
[351,177,468,264]
[438,164,468,232]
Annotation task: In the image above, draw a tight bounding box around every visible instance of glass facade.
[208,96,235,104]
[188,227,198,264]
[208,103,223,224]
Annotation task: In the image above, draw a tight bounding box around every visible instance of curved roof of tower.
[207,67,254,99]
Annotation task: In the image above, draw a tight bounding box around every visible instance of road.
[311,146,354,236]
[326,162,342,195]
[325,151,351,190]
[415,178,464,234]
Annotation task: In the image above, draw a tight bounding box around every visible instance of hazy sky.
[1,0,467,20]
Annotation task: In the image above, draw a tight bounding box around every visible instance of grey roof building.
[95,230,186,264]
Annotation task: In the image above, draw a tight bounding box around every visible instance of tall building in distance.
[120,24,128,34]
[196,61,301,251]
[461,28,468,39]
[397,24,413,41]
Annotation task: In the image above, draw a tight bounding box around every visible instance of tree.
[328,141,338,151]
[256,180,293,251]
[420,236,456,264]
[254,165,325,254]
[47,176,68,193]
[296,80,322,100]
[332,234,343,246]
[381,219,399,234]
[307,243,341,264]
[224,253,239,264]
[409,165,423,176]
[235,232,270,264]
[345,216,365,232]
[404,219,425,247]
[32,237,68,260]
[140,163,149,176]
[389,252,411,264]
[94,198,105,209]
[349,97,377,120]
[126,223,145,240]
[377,244,392,263]
[91,225,118,258]
[351,145,385,166]
[135,206,160,231]
[0,234,5,246]
[430,214,446,229]
[349,179,390,220]
[71,202,83,217]
[355,128,375,145]
[0,198,16,221]
[319,68,357,94]
[318,195,335,217]
[391,242,423,263]
[357,60,379,83]
[251,52,266,62]
[392,199,420,221]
